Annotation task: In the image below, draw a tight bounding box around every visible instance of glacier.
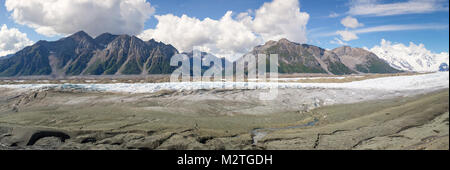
[1,72,448,94]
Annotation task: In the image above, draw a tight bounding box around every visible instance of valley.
[0,72,448,150]
[0,31,448,151]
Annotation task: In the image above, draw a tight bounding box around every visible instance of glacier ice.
[1,72,448,94]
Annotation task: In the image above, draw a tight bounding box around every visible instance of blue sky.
[0,0,449,55]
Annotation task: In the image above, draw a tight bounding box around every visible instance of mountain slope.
[250,38,355,75]
[0,31,178,76]
[0,42,52,76]
[332,46,401,74]
[370,39,449,72]
[0,33,415,77]
[183,51,232,77]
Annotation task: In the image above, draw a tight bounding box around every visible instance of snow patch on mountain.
[370,39,449,72]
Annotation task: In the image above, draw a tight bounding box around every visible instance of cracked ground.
[0,87,448,150]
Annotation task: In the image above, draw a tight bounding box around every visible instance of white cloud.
[353,24,448,34]
[336,30,358,41]
[330,37,348,46]
[0,24,33,57]
[320,23,448,41]
[370,39,449,72]
[348,0,449,16]
[138,0,309,59]
[5,0,155,37]
[251,0,309,43]
[328,12,340,18]
[139,12,261,59]
[340,16,363,28]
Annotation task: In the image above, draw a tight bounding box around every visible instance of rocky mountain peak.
[68,31,93,41]
[0,31,402,77]
[332,46,401,73]
[95,33,118,46]
[333,46,352,52]
[332,46,374,58]
[0,31,179,76]
[278,38,294,44]
[148,39,159,44]
[59,30,98,51]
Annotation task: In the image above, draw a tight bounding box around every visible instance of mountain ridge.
[370,40,449,72]
[1,31,402,77]
[250,38,401,75]
[0,31,179,77]
[331,46,401,74]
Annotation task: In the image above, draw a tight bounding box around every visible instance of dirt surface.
[0,86,448,150]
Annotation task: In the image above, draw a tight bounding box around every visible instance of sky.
[0,0,449,58]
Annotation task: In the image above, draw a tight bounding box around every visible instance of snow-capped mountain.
[370,39,449,72]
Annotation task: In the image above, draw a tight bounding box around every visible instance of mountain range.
[370,41,450,73]
[249,38,400,75]
[0,31,178,77]
[0,31,402,77]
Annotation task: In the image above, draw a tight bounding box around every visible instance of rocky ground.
[0,83,448,150]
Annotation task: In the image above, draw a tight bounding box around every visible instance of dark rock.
[0,31,178,77]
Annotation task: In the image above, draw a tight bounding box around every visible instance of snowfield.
[370,39,450,72]
[1,72,448,94]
